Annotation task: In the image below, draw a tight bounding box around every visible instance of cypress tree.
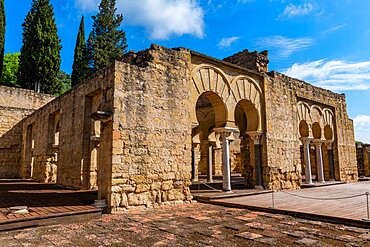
[71,16,89,87]
[18,0,61,94]
[0,0,5,79]
[87,0,127,72]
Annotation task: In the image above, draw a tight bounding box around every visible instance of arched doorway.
[190,66,264,191]
[234,99,262,188]
[192,91,228,186]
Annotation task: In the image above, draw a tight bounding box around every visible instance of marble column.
[207,143,213,182]
[247,131,263,189]
[313,140,325,183]
[326,141,335,181]
[214,127,239,192]
[300,137,313,184]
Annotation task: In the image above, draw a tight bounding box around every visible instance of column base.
[304,181,314,185]
[191,179,198,183]
[222,190,234,193]
[206,180,213,183]
[254,185,264,190]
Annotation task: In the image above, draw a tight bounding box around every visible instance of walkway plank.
[0,180,102,231]
[207,181,370,227]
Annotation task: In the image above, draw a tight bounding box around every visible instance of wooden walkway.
[204,181,370,228]
[0,180,101,231]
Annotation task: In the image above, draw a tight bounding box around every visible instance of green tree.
[57,70,71,95]
[71,16,89,87]
[17,0,62,94]
[1,52,20,87]
[0,0,5,79]
[87,0,127,72]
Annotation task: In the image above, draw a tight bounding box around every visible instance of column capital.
[300,137,313,145]
[213,127,239,141]
[207,131,221,149]
[324,140,334,150]
[247,131,263,145]
[312,139,324,146]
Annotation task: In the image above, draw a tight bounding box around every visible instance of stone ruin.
[0,44,358,212]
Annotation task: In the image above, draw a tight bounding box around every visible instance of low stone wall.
[0,86,54,178]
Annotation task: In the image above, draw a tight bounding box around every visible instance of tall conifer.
[71,16,89,87]
[18,0,61,94]
[0,0,6,78]
[88,0,127,72]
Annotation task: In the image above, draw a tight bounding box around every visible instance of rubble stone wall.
[111,45,193,211]
[264,72,357,189]
[20,68,115,190]
[0,86,54,178]
[356,145,370,177]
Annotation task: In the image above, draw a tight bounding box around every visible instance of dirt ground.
[0,202,369,246]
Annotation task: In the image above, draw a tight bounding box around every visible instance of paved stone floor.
[0,203,369,247]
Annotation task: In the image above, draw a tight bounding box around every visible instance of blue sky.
[5,0,370,142]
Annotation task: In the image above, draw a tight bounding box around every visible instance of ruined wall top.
[223,49,269,73]
[0,85,55,110]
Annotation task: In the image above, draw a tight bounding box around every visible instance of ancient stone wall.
[0,86,54,178]
[264,72,358,189]
[111,45,193,211]
[223,49,269,73]
[356,144,370,177]
[20,67,115,190]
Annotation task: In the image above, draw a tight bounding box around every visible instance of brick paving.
[0,203,369,246]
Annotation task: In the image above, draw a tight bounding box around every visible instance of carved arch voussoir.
[297,101,312,124]
[191,65,231,101]
[228,75,263,107]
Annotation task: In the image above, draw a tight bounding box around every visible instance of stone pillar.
[207,143,213,182]
[247,131,263,189]
[313,140,325,183]
[191,143,199,182]
[214,127,239,192]
[326,142,335,181]
[300,138,313,184]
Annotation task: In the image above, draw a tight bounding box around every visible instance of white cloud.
[280,3,315,18]
[256,35,313,57]
[353,115,370,143]
[283,60,370,91]
[75,0,205,40]
[218,36,240,48]
[323,24,346,34]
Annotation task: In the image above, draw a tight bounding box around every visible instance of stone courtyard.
[1,203,369,247]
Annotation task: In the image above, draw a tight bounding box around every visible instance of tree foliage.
[71,16,89,87]
[17,0,62,94]
[87,0,127,72]
[1,53,20,87]
[57,70,71,96]
[0,0,5,79]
